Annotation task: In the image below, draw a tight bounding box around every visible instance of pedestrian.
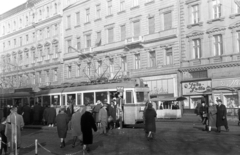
[108,101,117,129]
[0,118,7,155]
[216,99,229,133]
[43,104,50,126]
[55,107,69,148]
[5,106,24,153]
[66,102,74,119]
[199,102,208,131]
[81,106,97,153]
[195,101,202,121]
[92,100,102,131]
[33,103,42,125]
[116,103,123,129]
[99,104,108,135]
[208,101,217,132]
[22,103,31,125]
[3,104,10,119]
[47,104,56,127]
[70,106,86,148]
[144,102,157,140]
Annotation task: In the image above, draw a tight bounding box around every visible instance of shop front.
[181,80,212,110]
[212,77,240,116]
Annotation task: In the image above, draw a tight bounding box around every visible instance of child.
[0,118,7,155]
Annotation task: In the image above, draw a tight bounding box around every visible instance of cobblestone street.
[18,115,240,155]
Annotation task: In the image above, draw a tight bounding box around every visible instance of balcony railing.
[125,36,144,45]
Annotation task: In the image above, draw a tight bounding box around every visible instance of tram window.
[136,92,144,102]
[52,95,60,105]
[84,92,94,105]
[126,91,133,104]
[77,93,82,105]
[67,94,76,105]
[96,92,107,103]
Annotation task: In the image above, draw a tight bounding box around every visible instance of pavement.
[11,114,240,155]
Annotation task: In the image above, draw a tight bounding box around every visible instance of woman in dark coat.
[33,103,42,125]
[108,101,117,129]
[56,107,69,148]
[47,105,56,127]
[208,101,217,132]
[216,99,229,133]
[144,102,157,140]
[199,102,208,131]
[81,106,97,152]
[22,103,31,125]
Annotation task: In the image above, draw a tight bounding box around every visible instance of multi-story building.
[63,0,180,102]
[179,0,240,114]
[0,0,63,106]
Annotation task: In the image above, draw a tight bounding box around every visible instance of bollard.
[0,137,2,150]
[35,139,38,155]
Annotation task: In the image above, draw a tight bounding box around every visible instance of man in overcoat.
[216,99,229,132]
[22,103,31,125]
[47,104,56,127]
[81,106,97,152]
[99,104,108,134]
[33,103,41,125]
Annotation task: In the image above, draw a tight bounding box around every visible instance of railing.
[125,36,144,44]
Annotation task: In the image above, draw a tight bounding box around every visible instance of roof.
[0,0,41,20]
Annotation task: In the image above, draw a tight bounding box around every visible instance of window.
[54,3,58,14]
[19,18,22,28]
[192,5,200,24]
[192,39,201,59]
[46,7,49,17]
[19,54,22,62]
[213,0,221,19]
[76,64,81,77]
[54,44,58,54]
[121,56,127,71]
[2,26,5,34]
[135,54,140,69]
[166,48,173,65]
[39,9,42,20]
[46,27,50,38]
[120,0,125,11]
[86,34,91,48]
[87,63,91,76]
[26,52,29,59]
[164,11,172,30]
[149,51,156,67]
[148,16,155,34]
[33,32,35,40]
[54,24,58,35]
[39,72,42,83]
[133,20,140,37]
[96,4,101,19]
[54,69,57,81]
[20,37,22,46]
[32,73,35,84]
[46,71,49,82]
[213,34,223,56]
[67,66,72,78]
[95,31,101,46]
[97,61,102,75]
[46,47,50,59]
[120,25,126,40]
[77,37,81,50]
[26,16,28,26]
[67,15,71,29]
[86,8,90,23]
[107,28,114,43]
[14,21,16,30]
[132,0,139,7]
[107,1,112,15]
[14,39,16,46]
[3,43,5,49]
[39,30,42,39]
[67,39,72,53]
[26,35,29,42]
[109,58,114,73]
[8,41,10,46]
[76,12,80,26]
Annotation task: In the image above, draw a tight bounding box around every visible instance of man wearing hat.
[99,103,108,135]
[216,99,229,133]
[81,106,97,152]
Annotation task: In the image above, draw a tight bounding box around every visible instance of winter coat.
[47,107,56,124]
[208,105,217,127]
[71,107,86,137]
[99,107,108,127]
[3,106,10,118]
[93,104,102,123]
[56,113,69,138]
[108,105,117,122]
[144,108,157,133]
[216,104,228,127]
[33,104,42,122]
[81,111,97,145]
[22,105,31,125]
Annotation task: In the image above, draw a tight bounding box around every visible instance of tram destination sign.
[116,86,124,92]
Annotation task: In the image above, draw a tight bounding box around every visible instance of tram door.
[123,90,135,125]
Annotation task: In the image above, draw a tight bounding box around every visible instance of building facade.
[0,0,63,106]
[179,0,240,115]
[62,0,180,101]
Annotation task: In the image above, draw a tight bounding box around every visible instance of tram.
[36,78,150,125]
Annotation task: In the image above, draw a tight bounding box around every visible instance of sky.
[0,0,27,14]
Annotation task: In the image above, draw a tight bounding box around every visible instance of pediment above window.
[12,51,16,55]
[206,26,226,34]
[186,30,204,38]
[229,20,240,29]
[18,50,23,54]
[31,46,36,51]
[52,39,59,44]
[44,42,51,47]
[6,53,11,57]
[24,48,29,52]
[37,44,43,49]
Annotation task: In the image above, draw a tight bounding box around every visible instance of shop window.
[190,70,207,79]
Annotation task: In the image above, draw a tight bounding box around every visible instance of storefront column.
[50,95,52,105]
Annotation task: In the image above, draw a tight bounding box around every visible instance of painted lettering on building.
[182,81,211,95]
[212,78,240,88]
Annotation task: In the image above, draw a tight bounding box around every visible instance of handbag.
[202,113,207,118]
[108,116,113,122]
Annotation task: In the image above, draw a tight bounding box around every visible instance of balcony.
[144,28,177,43]
[82,47,92,53]
[181,54,240,68]
[125,36,144,45]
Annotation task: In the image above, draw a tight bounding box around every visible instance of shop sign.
[212,78,240,88]
[116,86,124,92]
[182,81,211,95]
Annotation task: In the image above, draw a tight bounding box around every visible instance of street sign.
[116,86,124,92]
